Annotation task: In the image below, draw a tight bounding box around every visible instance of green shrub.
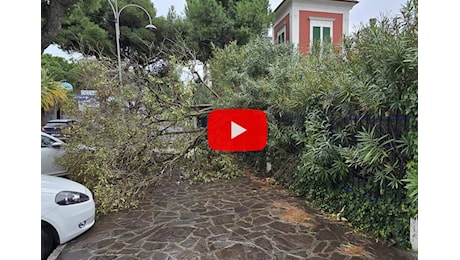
[179,141,243,184]
[303,185,412,248]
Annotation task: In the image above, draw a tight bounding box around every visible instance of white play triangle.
[231,121,247,139]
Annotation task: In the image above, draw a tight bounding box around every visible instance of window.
[309,18,334,54]
[312,26,331,43]
[277,25,286,44]
[278,32,285,44]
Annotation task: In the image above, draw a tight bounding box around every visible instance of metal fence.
[330,114,412,201]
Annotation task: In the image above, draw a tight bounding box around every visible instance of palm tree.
[41,67,69,112]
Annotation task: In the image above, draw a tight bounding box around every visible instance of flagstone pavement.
[55,173,417,260]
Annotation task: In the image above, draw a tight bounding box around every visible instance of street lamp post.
[107,0,156,91]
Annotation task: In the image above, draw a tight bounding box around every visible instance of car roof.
[46,119,77,123]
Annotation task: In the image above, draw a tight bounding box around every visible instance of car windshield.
[41,135,59,147]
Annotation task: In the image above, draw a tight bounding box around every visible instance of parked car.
[41,132,67,176]
[41,175,95,260]
[42,119,78,141]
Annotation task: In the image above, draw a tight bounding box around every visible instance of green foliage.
[185,0,231,62]
[47,0,272,70]
[345,127,402,190]
[179,142,243,184]
[150,12,189,61]
[403,159,417,216]
[209,38,299,108]
[185,0,273,62]
[54,0,159,62]
[207,0,417,248]
[233,0,273,45]
[345,1,418,116]
[56,0,112,56]
[401,127,418,216]
[304,185,412,248]
[41,54,81,87]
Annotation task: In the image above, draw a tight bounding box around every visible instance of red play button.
[208,109,267,152]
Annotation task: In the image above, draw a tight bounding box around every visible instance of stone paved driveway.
[56,174,416,260]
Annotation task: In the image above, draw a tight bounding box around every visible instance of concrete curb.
[47,244,66,260]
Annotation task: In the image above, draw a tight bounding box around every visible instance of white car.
[41,132,67,176]
[41,175,95,259]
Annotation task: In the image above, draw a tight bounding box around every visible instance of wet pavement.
[56,173,417,259]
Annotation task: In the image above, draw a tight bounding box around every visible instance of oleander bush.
[207,0,417,248]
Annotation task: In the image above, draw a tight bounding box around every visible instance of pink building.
[273,0,358,54]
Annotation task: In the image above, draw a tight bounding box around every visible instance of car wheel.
[41,226,54,260]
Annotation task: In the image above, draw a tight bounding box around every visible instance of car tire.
[41,226,54,260]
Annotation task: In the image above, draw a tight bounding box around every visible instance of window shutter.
[313,26,321,41]
[323,27,331,42]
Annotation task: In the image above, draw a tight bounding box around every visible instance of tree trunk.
[41,0,78,54]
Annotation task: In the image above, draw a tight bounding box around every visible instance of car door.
[41,134,67,176]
